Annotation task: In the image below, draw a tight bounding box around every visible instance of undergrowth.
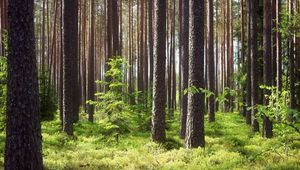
[1,112,300,169]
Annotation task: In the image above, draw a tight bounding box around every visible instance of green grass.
[1,112,300,170]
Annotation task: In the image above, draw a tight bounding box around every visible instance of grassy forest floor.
[1,112,300,170]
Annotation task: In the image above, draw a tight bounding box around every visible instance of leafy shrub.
[39,72,57,121]
[0,31,7,131]
[255,86,300,155]
[87,57,135,141]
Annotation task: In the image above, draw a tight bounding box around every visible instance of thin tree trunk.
[263,0,273,138]
[208,0,215,122]
[87,0,95,122]
[180,0,189,139]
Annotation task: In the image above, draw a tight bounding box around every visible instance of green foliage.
[39,72,58,121]
[278,9,300,40]
[255,86,300,155]
[1,112,299,169]
[87,57,135,141]
[184,86,215,97]
[0,31,7,131]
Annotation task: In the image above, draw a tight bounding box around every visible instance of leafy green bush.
[39,72,58,121]
[87,57,135,141]
[0,31,7,131]
[255,86,300,155]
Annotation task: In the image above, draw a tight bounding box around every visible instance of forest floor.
[1,112,300,170]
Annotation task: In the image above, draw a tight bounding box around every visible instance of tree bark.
[87,0,95,122]
[276,0,282,91]
[185,0,205,148]
[180,0,189,139]
[263,0,273,138]
[250,0,259,132]
[5,0,43,169]
[152,0,166,143]
[63,0,79,134]
[208,0,215,122]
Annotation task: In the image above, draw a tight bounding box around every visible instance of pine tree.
[5,1,43,169]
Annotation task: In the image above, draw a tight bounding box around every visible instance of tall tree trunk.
[185,0,205,148]
[143,0,148,104]
[271,0,277,86]
[215,0,219,112]
[208,0,215,122]
[277,0,282,91]
[107,0,112,60]
[148,0,153,98]
[63,0,79,135]
[178,0,183,114]
[87,0,95,122]
[138,0,145,104]
[112,0,119,56]
[180,0,189,139]
[241,0,247,117]
[152,0,166,143]
[263,0,273,138]
[59,0,63,130]
[81,0,87,112]
[5,1,43,168]
[289,0,296,110]
[250,0,259,132]
[246,0,252,125]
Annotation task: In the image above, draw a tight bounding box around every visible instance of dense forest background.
[0,0,300,169]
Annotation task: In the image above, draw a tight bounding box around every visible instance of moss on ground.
[1,112,300,170]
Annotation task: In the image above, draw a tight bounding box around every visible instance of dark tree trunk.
[276,0,282,91]
[185,0,205,148]
[152,0,166,143]
[5,0,43,169]
[271,0,277,86]
[148,0,153,96]
[208,0,215,122]
[246,0,252,125]
[171,0,176,113]
[180,0,189,139]
[59,0,63,129]
[250,0,259,132]
[289,0,296,110]
[107,0,112,60]
[263,0,273,138]
[138,0,145,104]
[179,0,183,118]
[241,0,246,117]
[63,0,79,135]
[112,0,119,56]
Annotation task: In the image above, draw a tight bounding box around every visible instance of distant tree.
[152,0,166,143]
[87,0,95,122]
[185,0,205,148]
[289,0,296,110]
[180,0,189,139]
[0,0,8,56]
[207,0,215,122]
[250,0,259,132]
[112,0,119,56]
[276,0,282,92]
[5,1,43,169]
[148,0,154,94]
